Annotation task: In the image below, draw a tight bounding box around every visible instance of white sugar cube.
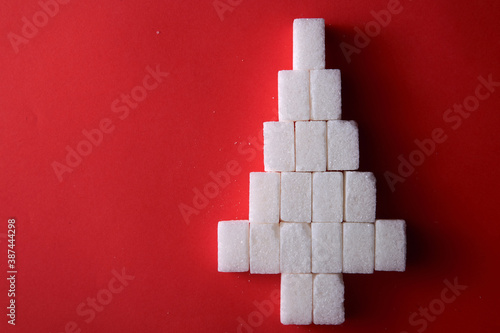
[264,121,295,171]
[312,223,342,273]
[327,120,359,170]
[250,223,280,274]
[375,219,406,272]
[249,172,280,223]
[280,223,311,273]
[293,18,325,70]
[311,69,342,120]
[281,172,312,222]
[278,70,310,121]
[217,221,249,272]
[281,273,313,325]
[312,172,343,222]
[313,273,345,325]
[344,171,376,222]
[295,121,327,172]
[343,223,375,274]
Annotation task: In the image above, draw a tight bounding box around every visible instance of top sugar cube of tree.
[293,18,325,70]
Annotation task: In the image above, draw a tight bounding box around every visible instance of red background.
[1,0,499,332]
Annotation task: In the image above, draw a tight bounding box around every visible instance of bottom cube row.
[281,273,344,325]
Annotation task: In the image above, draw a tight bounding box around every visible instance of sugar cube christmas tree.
[217,18,406,325]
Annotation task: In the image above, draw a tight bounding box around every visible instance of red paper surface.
[1,0,499,332]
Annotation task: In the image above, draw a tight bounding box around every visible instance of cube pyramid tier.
[217,18,406,326]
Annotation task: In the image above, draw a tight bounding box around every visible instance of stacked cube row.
[281,273,344,325]
[218,219,406,274]
[250,171,376,224]
[278,69,342,122]
[264,120,359,172]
